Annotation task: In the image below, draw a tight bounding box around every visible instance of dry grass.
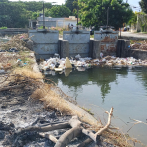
[29,81,135,147]
[13,68,43,80]
[31,85,73,115]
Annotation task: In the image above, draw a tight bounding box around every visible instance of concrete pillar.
[116,39,130,57]
[116,39,123,57]
[60,40,69,58]
[89,39,93,57]
[92,40,101,59]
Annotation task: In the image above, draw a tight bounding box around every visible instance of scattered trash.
[17,59,27,67]
[75,54,81,60]
[100,52,103,58]
[0,34,31,51]
[0,70,5,74]
[65,57,72,69]
[130,40,147,50]
[9,47,18,52]
[38,54,147,74]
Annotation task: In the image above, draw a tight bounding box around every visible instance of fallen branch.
[15,122,70,136]
[77,138,93,147]
[39,133,58,143]
[13,108,114,146]
[55,127,82,147]
[82,107,113,143]
[127,117,147,132]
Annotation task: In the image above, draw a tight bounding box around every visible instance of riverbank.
[0,34,139,146]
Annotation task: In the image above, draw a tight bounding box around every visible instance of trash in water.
[38,54,147,75]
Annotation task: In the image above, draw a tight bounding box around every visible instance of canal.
[45,66,147,146]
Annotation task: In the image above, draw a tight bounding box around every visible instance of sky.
[9,0,141,11]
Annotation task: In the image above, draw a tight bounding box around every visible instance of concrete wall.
[116,39,147,60]
[94,30,119,56]
[0,28,28,36]
[63,31,90,57]
[128,49,147,60]
[29,30,59,59]
[37,21,56,28]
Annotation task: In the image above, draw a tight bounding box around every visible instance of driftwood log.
[14,107,114,146]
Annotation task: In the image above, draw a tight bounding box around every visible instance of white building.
[29,16,81,30]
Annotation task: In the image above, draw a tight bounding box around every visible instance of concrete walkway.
[119,32,147,40]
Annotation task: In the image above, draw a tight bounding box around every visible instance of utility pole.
[76,0,79,31]
[107,7,109,29]
[43,1,45,29]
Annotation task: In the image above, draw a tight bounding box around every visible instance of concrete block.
[29,30,59,59]
[69,44,89,54]
[33,44,58,54]
[92,40,101,59]
[63,31,90,43]
[94,31,119,56]
[60,40,69,58]
[63,31,90,57]
[94,31,119,42]
[29,30,59,43]
[116,39,130,57]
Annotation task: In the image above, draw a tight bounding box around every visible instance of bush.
[0,27,7,29]
[37,26,48,29]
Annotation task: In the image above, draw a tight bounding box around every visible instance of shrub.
[0,27,7,29]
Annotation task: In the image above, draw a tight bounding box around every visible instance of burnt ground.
[0,74,114,147]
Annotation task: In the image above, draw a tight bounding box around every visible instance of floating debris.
[38,54,147,73]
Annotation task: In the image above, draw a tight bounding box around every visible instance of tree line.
[0,0,146,30]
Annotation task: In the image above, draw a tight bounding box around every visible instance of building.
[29,16,80,30]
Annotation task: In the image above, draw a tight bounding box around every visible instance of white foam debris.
[38,54,147,72]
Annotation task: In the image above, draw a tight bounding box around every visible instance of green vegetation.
[0,26,7,29]
[79,0,133,30]
[49,5,71,18]
[0,0,54,28]
[65,0,78,15]
[37,26,48,29]
[0,0,136,30]
[139,0,147,14]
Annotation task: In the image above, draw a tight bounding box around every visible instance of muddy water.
[45,66,147,146]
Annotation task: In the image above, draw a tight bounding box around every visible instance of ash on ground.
[0,74,113,147]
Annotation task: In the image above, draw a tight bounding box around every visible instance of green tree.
[24,1,52,12]
[65,0,78,15]
[128,12,137,27]
[139,0,147,14]
[79,0,133,30]
[50,5,71,17]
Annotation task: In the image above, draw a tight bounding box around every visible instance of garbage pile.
[0,33,33,52]
[130,40,147,50]
[38,54,147,72]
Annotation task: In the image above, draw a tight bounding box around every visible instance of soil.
[0,72,114,147]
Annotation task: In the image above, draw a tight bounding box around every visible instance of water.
[45,67,147,146]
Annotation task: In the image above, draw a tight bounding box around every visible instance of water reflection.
[45,67,129,101]
[131,67,147,92]
[45,67,147,145]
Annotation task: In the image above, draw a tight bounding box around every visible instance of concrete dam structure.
[29,29,119,59]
